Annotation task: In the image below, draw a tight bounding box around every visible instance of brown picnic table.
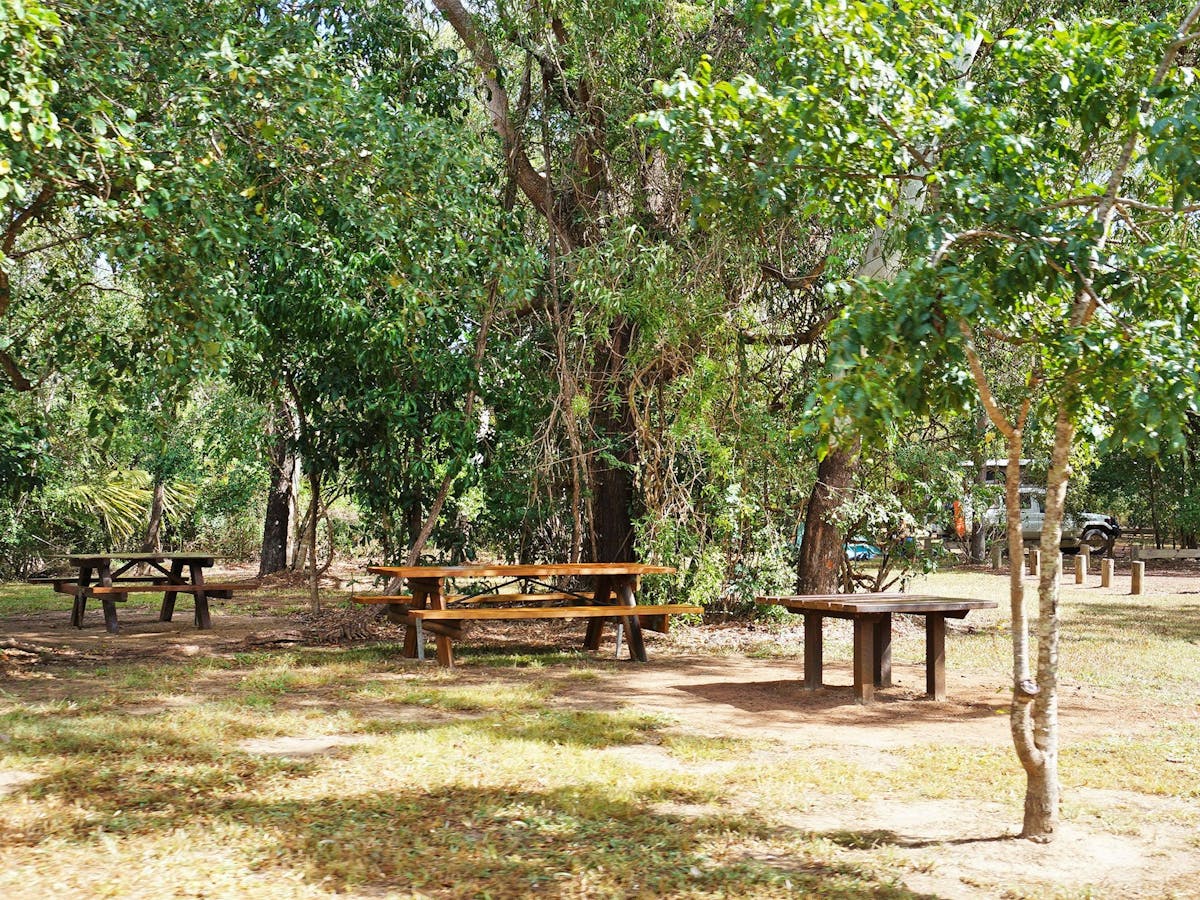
[360,563,694,667]
[757,593,997,704]
[30,552,258,634]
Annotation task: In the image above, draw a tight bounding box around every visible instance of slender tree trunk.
[796,439,860,593]
[259,404,297,576]
[140,480,166,555]
[969,423,989,562]
[1015,404,1073,838]
[1149,462,1162,548]
[307,469,321,613]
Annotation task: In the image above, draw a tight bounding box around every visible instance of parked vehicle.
[981,489,1121,553]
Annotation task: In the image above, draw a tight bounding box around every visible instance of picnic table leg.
[411,577,453,667]
[71,565,93,628]
[583,576,613,652]
[190,563,212,629]
[925,614,947,701]
[401,582,423,659]
[159,559,186,622]
[802,612,823,690]
[98,563,120,635]
[873,613,892,688]
[852,616,876,704]
[614,578,648,662]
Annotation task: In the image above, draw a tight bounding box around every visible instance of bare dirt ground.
[3,566,1200,899]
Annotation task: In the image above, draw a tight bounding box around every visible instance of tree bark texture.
[259,405,297,576]
[796,440,859,594]
[140,480,166,555]
[1020,403,1075,839]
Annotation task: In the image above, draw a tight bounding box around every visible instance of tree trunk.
[796,439,860,594]
[140,480,166,555]
[589,321,638,563]
[969,434,988,562]
[259,405,296,576]
[307,469,321,613]
[1019,402,1074,839]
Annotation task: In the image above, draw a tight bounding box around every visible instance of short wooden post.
[991,543,1002,571]
[1080,545,1091,573]
[1028,548,1040,576]
[1074,554,1086,585]
[1131,560,1145,595]
[802,612,823,691]
[926,614,947,701]
[1101,557,1114,588]
[873,614,892,688]
[852,619,875,704]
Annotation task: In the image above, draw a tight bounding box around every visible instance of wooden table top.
[759,593,998,615]
[367,563,676,579]
[66,552,216,566]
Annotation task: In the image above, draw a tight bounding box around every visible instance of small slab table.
[758,594,997,703]
[365,563,681,667]
[46,553,219,634]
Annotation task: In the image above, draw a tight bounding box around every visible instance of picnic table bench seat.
[350,591,595,605]
[396,603,701,661]
[87,582,260,598]
[357,564,688,666]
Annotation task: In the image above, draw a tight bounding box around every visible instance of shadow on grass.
[676,679,1002,721]
[1070,601,1200,643]
[1,711,937,898]
[6,774,938,897]
[820,828,1013,850]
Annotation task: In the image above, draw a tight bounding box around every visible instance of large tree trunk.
[796,440,859,593]
[259,404,297,576]
[589,321,638,562]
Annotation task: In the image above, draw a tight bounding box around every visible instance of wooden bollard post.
[1074,553,1086,584]
[1080,545,1091,573]
[991,543,1003,571]
[1131,560,1145,595]
[1101,557,1114,588]
[1028,548,1040,576]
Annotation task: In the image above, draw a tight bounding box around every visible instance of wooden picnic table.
[757,593,998,704]
[31,552,257,634]
[363,563,689,667]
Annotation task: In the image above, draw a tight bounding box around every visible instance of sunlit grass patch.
[1062,723,1200,799]
[350,680,555,712]
[462,646,600,668]
[0,583,61,615]
[663,733,765,763]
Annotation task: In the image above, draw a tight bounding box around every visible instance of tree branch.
[0,349,32,392]
[759,256,826,291]
[431,0,581,252]
[739,309,838,346]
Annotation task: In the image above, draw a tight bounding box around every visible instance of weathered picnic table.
[757,593,997,703]
[29,552,258,634]
[358,563,695,667]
